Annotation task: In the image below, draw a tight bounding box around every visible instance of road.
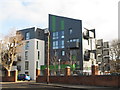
[0,81,119,90]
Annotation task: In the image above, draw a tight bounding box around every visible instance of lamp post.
[58,59,61,75]
[46,30,50,84]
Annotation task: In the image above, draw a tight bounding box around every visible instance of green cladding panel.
[52,16,56,32]
[60,20,64,30]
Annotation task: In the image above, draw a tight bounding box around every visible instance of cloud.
[0,0,119,41]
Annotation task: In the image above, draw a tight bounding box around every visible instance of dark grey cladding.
[18,27,45,40]
[49,14,83,70]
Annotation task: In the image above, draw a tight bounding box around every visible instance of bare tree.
[109,39,120,60]
[0,31,23,72]
[109,39,120,73]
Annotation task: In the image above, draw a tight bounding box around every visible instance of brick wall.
[2,76,15,82]
[36,75,120,87]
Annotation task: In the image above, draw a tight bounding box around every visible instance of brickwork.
[36,75,120,87]
[2,70,18,82]
[36,69,40,76]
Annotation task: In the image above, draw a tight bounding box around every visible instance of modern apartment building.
[83,28,96,73]
[49,14,96,73]
[16,27,45,80]
[96,39,110,74]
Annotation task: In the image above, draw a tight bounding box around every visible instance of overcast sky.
[0,0,119,41]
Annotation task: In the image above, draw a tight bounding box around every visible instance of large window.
[53,32,58,40]
[61,40,64,48]
[25,32,30,40]
[25,51,28,60]
[25,41,29,50]
[53,41,58,49]
[25,61,29,70]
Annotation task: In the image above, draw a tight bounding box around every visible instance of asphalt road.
[1,81,84,90]
[0,81,119,90]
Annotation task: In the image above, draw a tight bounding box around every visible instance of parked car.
[18,74,31,81]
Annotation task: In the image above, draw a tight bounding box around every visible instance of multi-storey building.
[49,14,96,74]
[96,39,110,74]
[16,27,45,80]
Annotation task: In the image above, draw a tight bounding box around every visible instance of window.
[53,41,58,49]
[38,51,40,60]
[25,61,29,70]
[37,41,38,49]
[53,32,58,40]
[69,38,79,42]
[61,40,64,48]
[69,28,72,34]
[61,31,64,38]
[62,51,65,56]
[36,61,39,69]
[25,41,29,50]
[25,51,28,60]
[25,32,30,40]
[70,39,73,42]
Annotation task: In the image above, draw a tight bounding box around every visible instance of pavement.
[1,81,120,90]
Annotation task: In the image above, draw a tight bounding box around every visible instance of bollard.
[92,65,98,75]
[6,70,11,77]
[14,69,18,82]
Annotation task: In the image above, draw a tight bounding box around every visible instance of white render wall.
[82,37,96,73]
[17,39,45,80]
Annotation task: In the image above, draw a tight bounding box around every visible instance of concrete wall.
[36,75,120,87]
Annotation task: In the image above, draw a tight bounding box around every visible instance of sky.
[0,0,119,41]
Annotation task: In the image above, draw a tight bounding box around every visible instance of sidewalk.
[1,81,119,90]
[34,82,119,90]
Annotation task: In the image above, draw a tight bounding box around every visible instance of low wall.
[2,76,15,82]
[36,75,120,87]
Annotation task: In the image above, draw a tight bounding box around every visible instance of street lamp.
[58,59,61,75]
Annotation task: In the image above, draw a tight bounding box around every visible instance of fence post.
[14,69,18,82]
[36,69,40,76]
[6,70,10,77]
[65,66,71,76]
[92,65,98,75]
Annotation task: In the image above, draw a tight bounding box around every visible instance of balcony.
[17,56,21,61]
[67,42,79,49]
[96,45,103,49]
[103,55,110,58]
